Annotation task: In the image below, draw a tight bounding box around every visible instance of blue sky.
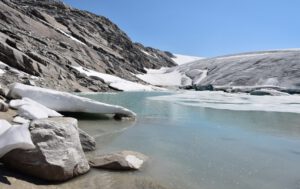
[62,0,300,57]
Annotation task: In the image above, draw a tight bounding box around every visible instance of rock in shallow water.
[78,128,96,152]
[89,151,148,170]
[1,117,90,181]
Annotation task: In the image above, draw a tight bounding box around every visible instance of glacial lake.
[74,92,300,189]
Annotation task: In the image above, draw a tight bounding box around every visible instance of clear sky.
[62,0,300,57]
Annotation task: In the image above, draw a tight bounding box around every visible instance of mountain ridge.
[0,0,176,92]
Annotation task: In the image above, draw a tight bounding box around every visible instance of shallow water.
[77,92,300,189]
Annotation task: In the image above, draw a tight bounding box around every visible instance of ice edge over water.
[149,91,300,114]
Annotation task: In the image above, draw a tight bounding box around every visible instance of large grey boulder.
[89,151,148,171]
[78,128,96,152]
[1,117,90,181]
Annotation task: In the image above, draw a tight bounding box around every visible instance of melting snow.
[72,66,164,91]
[125,155,144,169]
[0,122,35,158]
[172,54,204,65]
[8,83,136,117]
[150,91,300,114]
[58,29,86,46]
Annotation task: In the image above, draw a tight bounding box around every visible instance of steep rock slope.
[0,0,176,91]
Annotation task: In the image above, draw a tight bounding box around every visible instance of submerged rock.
[78,128,96,152]
[195,84,214,91]
[1,117,90,181]
[89,151,148,170]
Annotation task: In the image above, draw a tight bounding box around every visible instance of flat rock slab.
[1,117,90,181]
[89,151,148,171]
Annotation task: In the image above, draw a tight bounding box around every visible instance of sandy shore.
[0,164,168,189]
[0,108,17,123]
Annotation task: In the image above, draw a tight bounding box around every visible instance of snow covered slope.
[138,50,300,91]
[72,66,164,91]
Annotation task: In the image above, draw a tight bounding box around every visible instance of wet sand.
[0,164,168,189]
[0,108,17,122]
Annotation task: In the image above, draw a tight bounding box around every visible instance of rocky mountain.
[0,0,176,92]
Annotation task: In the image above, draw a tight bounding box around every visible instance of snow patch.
[0,123,35,158]
[58,29,86,46]
[10,98,62,120]
[125,155,144,169]
[0,120,12,135]
[0,69,5,76]
[8,83,136,117]
[172,54,204,65]
[137,66,208,87]
[150,91,300,114]
[137,68,183,86]
[12,116,30,124]
[141,49,151,57]
[72,66,163,91]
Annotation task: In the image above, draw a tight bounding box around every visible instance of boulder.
[1,117,90,181]
[0,85,8,98]
[195,84,214,91]
[0,100,8,112]
[78,128,96,152]
[9,97,62,120]
[12,116,30,124]
[89,151,148,170]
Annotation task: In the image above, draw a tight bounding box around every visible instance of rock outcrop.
[1,117,90,181]
[0,0,176,92]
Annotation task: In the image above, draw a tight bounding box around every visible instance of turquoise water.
[78,92,300,189]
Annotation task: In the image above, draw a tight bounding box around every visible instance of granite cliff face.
[0,0,176,91]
